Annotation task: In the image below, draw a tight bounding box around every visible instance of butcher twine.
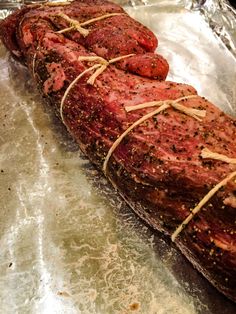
[103,95,206,174]
[171,148,236,241]
[60,54,135,125]
[55,13,124,36]
[44,1,72,7]
[27,1,72,9]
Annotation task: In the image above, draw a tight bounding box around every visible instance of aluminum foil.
[0,1,236,313]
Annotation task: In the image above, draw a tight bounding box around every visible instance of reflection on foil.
[198,0,236,58]
[0,1,236,314]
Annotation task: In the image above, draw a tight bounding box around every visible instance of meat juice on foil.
[0,1,236,313]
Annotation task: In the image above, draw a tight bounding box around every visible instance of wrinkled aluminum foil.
[0,1,236,313]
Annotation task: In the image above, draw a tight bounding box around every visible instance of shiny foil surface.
[0,1,236,313]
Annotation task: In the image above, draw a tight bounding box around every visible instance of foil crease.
[196,0,236,58]
[0,1,236,314]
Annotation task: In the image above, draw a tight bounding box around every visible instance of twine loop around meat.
[60,53,135,124]
[77,54,135,84]
[55,12,124,37]
[171,147,236,241]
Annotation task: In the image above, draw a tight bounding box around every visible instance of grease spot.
[129,302,140,311]
[57,291,71,297]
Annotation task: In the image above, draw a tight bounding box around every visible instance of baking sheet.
[0,1,236,313]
